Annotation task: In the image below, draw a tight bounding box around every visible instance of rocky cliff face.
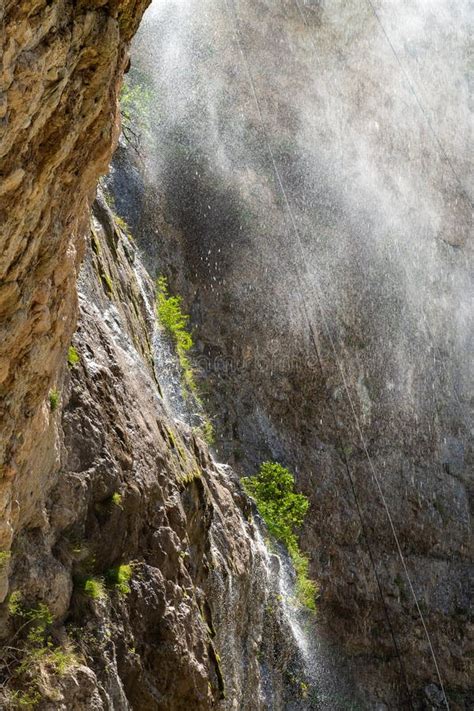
[0,4,322,702]
[1,188,318,708]
[1,0,472,709]
[106,1,473,708]
[0,0,149,601]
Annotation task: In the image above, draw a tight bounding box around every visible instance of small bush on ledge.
[242,461,318,610]
[105,564,132,596]
[80,577,106,600]
[49,388,60,411]
[2,593,78,707]
[111,491,123,508]
[67,345,80,366]
[193,419,215,446]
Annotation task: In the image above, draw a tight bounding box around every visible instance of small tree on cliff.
[242,462,318,610]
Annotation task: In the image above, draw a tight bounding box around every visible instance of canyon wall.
[0,186,312,708]
[0,5,316,707]
[107,0,473,707]
[0,0,149,599]
[0,0,471,708]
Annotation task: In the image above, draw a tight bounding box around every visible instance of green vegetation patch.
[0,550,11,570]
[80,577,106,600]
[114,215,134,242]
[179,468,202,486]
[120,70,154,150]
[193,419,215,446]
[91,227,101,255]
[101,271,114,295]
[3,594,78,708]
[111,491,123,508]
[242,462,318,610]
[105,564,132,596]
[67,345,80,366]
[48,388,60,411]
[156,276,198,396]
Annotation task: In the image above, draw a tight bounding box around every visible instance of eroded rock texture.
[0,0,149,599]
[106,0,473,707]
[0,2,316,708]
[1,194,309,709]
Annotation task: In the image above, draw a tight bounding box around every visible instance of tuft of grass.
[291,548,318,612]
[67,345,80,367]
[9,689,42,708]
[156,276,197,396]
[48,388,60,412]
[115,215,128,231]
[180,468,202,486]
[8,590,23,616]
[81,577,106,600]
[105,564,132,596]
[100,181,115,209]
[111,492,123,508]
[101,272,114,295]
[3,596,78,707]
[242,462,318,611]
[165,426,188,463]
[114,215,134,241]
[90,227,101,255]
[194,419,215,446]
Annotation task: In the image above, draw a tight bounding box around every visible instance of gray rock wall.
[107,0,473,707]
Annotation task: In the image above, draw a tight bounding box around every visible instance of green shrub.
[9,689,42,708]
[156,276,193,350]
[242,462,318,610]
[201,419,215,445]
[156,276,197,396]
[67,345,80,366]
[8,590,23,616]
[111,492,123,508]
[81,577,105,600]
[101,185,115,209]
[120,71,153,149]
[48,388,60,411]
[7,594,52,642]
[114,215,134,241]
[193,419,215,446]
[3,595,78,706]
[105,564,132,596]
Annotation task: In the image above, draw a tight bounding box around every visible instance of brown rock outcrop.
[0,0,149,600]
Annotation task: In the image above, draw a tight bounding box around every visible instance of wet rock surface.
[107,0,473,707]
[0,0,471,708]
[0,2,313,706]
[1,194,327,709]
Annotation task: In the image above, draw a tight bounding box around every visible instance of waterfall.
[131,256,198,424]
[104,0,472,705]
[130,248,328,708]
[124,229,361,709]
[251,524,361,711]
